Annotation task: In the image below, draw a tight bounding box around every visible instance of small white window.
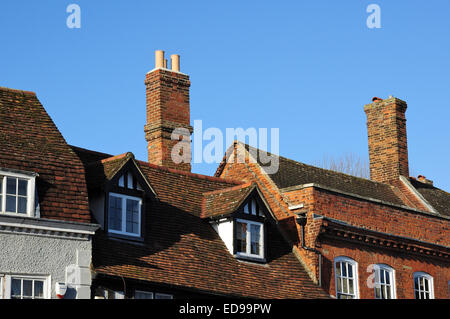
[235,219,264,259]
[334,257,359,299]
[414,272,434,299]
[373,264,396,299]
[155,293,173,299]
[108,193,142,237]
[0,170,36,217]
[3,275,50,299]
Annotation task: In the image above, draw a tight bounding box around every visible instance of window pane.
[22,280,32,298]
[135,291,153,299]
[414,277,419,290]
[375,286,381,299]
[336,277,341,292]
[385,270,390,285]
[18,196,27,214]
[108,196,122,231]
[424,278,429,292]
[343,278,348,294]
[6,177,16,195]
[6,195,16,212]
[34,281,44,298]
[18,179,27,196]
[126,199,139,234]
[347,263,352,278]
[349,279,354,294]
[386,285,391,299]
[336,262,341,277]
[342,263,347,277]
[11,278,21,298]
[250,224,261,255]
[236,222,247,253]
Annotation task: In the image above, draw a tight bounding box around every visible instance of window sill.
[107,231,144,243]
[234,254,266,264]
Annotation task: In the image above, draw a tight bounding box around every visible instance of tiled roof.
[201,182,256,218]
[0,87,91,223]
[217,143,406,207]
[409,178,450,217]
[74,147,329,298]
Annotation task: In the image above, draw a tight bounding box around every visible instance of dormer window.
[233,195,267,262]
[108,193,142,237]
[0,169,36,217]
[235,219,264,258]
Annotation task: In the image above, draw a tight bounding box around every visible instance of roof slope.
[0,88,91,223]
[74,147,328,298]
[218,143,405,206]
[201,182,256,218]
[409,178,450,217]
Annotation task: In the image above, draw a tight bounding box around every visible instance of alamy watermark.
[66,4,81,29]
[170,120,280,174]
[366,4,381,29]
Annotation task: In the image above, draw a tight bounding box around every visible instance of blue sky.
[1,1,449,190]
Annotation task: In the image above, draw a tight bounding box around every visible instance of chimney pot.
[155,50,165,69]
[171,54,180,72]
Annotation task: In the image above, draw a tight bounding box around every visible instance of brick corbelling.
[309,187,450,246]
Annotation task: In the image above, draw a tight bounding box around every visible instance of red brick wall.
[284,187,450,246]
[364,97,409,183]
[321,240,450,299]
[144,69,192,171]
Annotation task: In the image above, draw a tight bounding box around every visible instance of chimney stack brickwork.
[144,53,193,172]
[364,97,409,184]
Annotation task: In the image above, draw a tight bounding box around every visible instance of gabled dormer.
[202,183,273,263]
[86,152,157,241]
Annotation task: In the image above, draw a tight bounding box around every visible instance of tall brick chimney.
[364,96,409,184]
[144,50,193,171]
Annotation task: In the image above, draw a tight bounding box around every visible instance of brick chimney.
[364,96,409,184]
[144,50,193,171]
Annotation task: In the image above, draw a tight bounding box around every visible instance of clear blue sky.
[1,1,449,190]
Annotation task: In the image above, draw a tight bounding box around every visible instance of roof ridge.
[136,160,243,186]
[0,86,36,96]
[100,152,133,163]
[241,142,392,187]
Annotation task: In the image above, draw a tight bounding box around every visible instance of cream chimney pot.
[155,50,165,69]
[171,54,180,72]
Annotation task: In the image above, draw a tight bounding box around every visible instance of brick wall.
[364,97,409,183]
[144,69,192,172]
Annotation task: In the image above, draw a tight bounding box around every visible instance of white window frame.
[235,218,264,259]
[0,170,36,217]
[108,192,142,237]
[334,256,359,299]
[413,272,434,299]
[3,275,50,299]
[373,264,396,299]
